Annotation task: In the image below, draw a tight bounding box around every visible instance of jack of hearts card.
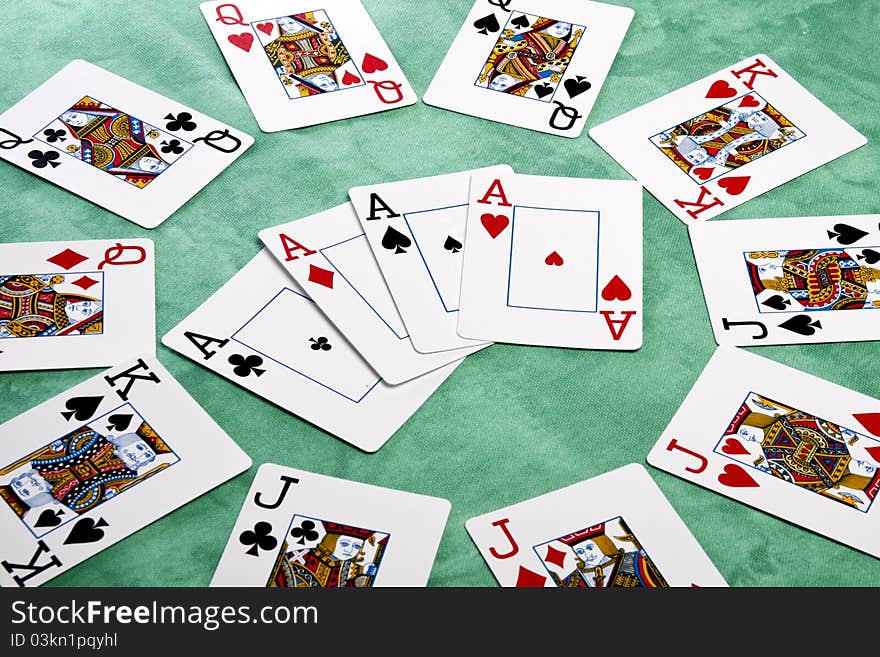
[648,347,880,558]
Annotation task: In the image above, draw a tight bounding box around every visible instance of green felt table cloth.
[1,0,878,587]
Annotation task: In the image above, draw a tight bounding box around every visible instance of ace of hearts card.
[647,347,880,559]
[457,170,642,349]
[211,464,450,586]
[466,464,726,587]
[0,239,154,372]
[0,60,253,229]
[162,249,462,453]
[423,0,633,138]
[200,0,417,131]
[689,214,880,347]
[589,54,866,223]
[0,356,250,587]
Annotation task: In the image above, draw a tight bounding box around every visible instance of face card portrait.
[424,0,633,137]
[689,215,880,346]
[211,464,450,587]
[590,54,866,224]
[0,356,250,587]
[0,60,253,228]
[0,239,155,372]
[200,0,417,131]
[466,464,726,587]
[648,347,880,559]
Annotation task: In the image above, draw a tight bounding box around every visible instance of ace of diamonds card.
[467,464,726,587]
[0,239,154,372]
[648,347,880,558]
[211,464,450,586]
[0,356,250,587]
[424,0,633,137]
[200,0,417,131]
[590,54,866,223]
[690,214,880,346]
[457,171,642,349]
[0,60,253,229]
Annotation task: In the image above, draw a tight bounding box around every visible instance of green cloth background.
[1,0,878,587]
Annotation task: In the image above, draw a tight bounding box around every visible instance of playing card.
[457,170,642,349]
[589,54,866,224]
[466,464,726,587]
[200,0,417,131]
[211,463,450,586]
[423,0,633,138]
[0,355,250,587]
[259,203,484,379]
[0,60,253,229]
[162,249,462,452]
[690,214,880,346]
[349,167,509,353]
[0,239,155,372]
[647,347,880,558]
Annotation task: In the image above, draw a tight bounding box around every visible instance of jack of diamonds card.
[211,464,450,586]
[466,464,726,587]
[200,0,417,131]
[423,0,633,138]
[0,240,154,372]
[589,54,866,224]
[457,171,642,349]
[0,60,253,229]
[647,347,880,559]
[0,356,250,587]
[690,214,880,346]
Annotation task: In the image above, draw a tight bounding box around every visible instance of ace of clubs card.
[458,171,642,349]
[211,464,450,586]
[0,239,155,372]
[348,166,510,354]
[423,0,633,138]
[0,60,253,228]
[690,214,880,346]
[162,249,462,453]
[466,464,726,587]
[590,54,866,223]
[647,347,880,558]
[259,203,483,380]
[200,0,417,131]
[0,356,250,587]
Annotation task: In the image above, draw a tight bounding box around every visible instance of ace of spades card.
[689,214,880,347]
[589,54,866,224]
[0,60,253,229]
[0,239,155,372]
[162,249,462,453]
[348,166,510,354]
[200,0,417,131]
[211,464,450,587]
[466,464,726,587]
[423,0,633,138]
[457,171,642,349]
[648,347,880,559]
[0,356,250,587]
